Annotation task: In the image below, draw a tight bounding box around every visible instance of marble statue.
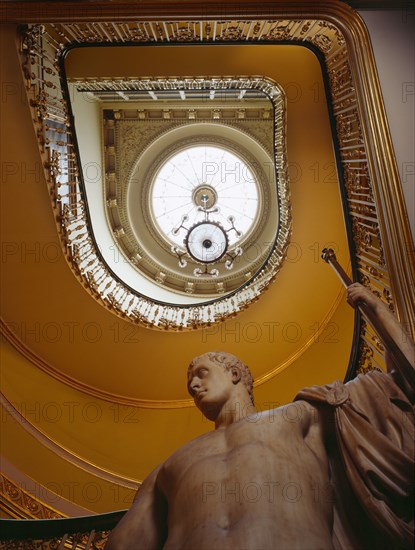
[106,283,414,549]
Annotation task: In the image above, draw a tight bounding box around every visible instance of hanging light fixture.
[171,184,243,277]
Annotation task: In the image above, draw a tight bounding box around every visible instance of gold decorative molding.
[1,393,141,490]
[0,473,65,520]
[0,318,193,409]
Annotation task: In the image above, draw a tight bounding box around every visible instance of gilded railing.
[18,12,414,368]
[20,25,291,331]
[0,511,124,549]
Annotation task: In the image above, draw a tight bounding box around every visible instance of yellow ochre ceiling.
[1,29,354,513]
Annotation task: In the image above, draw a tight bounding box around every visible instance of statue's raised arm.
[322,247,414,401]
[347,283,415,381]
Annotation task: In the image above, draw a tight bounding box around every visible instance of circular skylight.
[150,145,259,250]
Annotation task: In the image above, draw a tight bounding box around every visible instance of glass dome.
[150,145,259,251]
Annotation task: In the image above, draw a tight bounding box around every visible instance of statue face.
[187,355,236,420]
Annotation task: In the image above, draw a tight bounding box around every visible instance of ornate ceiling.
[1,0,413,519]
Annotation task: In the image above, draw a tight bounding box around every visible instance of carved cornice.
[109,119,275,294]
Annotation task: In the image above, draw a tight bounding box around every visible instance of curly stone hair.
[188,351,254,405]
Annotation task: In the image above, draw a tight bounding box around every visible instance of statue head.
[187,351,254,408]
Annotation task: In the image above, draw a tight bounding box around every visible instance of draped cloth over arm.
[296,371,414,549]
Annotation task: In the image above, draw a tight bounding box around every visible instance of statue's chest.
[158,417,307,498]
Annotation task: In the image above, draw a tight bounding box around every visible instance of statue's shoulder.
[252,400,321,436]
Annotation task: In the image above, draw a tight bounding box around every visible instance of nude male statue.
[106,283,414,550]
